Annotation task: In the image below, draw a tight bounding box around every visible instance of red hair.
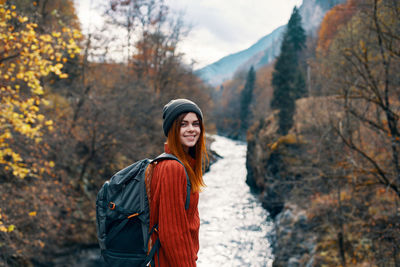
[167,113,208,192]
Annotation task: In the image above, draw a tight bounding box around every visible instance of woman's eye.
[193,122,200,127]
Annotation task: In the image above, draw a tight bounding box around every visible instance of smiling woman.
[147,98,208,266]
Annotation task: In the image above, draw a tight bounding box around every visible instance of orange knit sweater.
[148,145,200,267]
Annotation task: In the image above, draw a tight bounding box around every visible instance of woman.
[147,99,208,267]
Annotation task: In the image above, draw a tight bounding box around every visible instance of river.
[197,135,273,267]
[69,135,273,266]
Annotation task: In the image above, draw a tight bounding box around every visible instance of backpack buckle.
[108,202,116,210]
[127,213,139,219]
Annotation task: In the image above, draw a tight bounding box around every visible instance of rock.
[205,135,223,172]
[261,188,284,218]
[288,257,301,267]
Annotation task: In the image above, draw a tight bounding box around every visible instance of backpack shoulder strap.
[152,153,191,210]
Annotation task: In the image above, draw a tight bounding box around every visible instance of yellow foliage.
[0,225,7,232]
[269,134,299,151]
[0,4,81,178]
[28,211,37,217]
[0,209,14,233]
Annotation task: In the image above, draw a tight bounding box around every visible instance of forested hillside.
[245,0,400,265]
[0,0,212,265]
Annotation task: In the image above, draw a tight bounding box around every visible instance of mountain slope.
[195,0,346,86]
[194,25,285,87]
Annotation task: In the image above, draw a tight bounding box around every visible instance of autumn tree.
[0,2,84,265]
[213,70,248,139]
[271,7,306,135]
[132,22,187,95]
[239,66,256,140]
[105,0,169,64]
[45,0,213,196]
[312,0,400,264]
[319,0,400,199]
[317,0,359,53]
[213,64,273,140]
[0,3,80,179]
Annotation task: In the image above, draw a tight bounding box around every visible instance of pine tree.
[240,66,256,139]
[271,7,306,135]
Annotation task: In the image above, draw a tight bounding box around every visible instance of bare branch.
[334,122,400,198]
[0,52,20,63]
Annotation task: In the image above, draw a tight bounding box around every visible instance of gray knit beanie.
[162,99,203,136]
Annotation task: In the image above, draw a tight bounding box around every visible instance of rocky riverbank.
[246,97,341,266]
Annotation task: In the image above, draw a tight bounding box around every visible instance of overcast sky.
[74,0,303,69]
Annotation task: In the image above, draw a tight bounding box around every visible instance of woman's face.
[179,112,201,152]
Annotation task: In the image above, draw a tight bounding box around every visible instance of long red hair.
[167,113,208,192]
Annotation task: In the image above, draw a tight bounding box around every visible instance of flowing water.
[197,135,273,267]
[68,135,273,266]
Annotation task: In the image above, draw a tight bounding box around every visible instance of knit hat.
[162,99,203,136]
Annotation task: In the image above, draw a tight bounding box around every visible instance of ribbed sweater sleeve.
[157,161,197,267]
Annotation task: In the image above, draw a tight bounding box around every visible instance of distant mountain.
[195,0,346,86]
[195,26,285,87]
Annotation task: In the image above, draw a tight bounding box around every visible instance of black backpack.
[96,153,191,267]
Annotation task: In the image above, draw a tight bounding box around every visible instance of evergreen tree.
[271,7,306,135]
[240,66,256,139]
